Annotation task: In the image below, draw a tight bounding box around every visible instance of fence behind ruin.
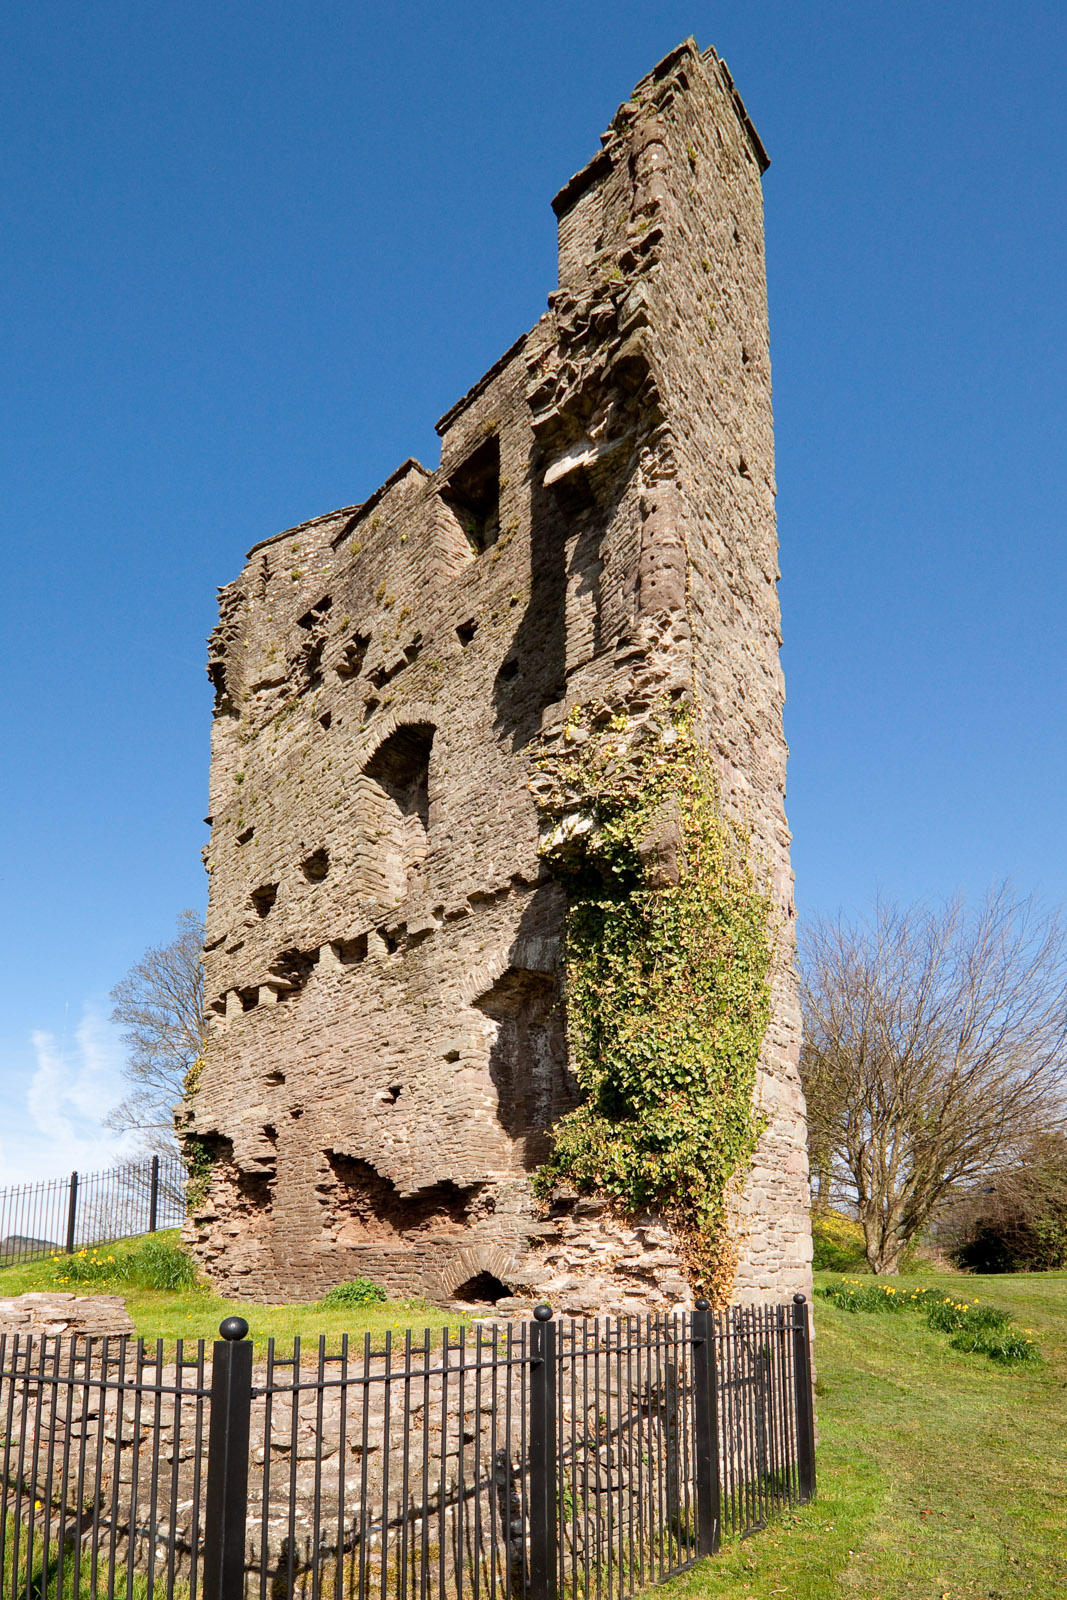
[0,1155,186,1267]
[0,1299,815,1600]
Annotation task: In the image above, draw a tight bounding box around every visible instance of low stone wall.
[0,1292,135,1339]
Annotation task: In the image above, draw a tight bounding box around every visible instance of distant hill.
[0,1234,59,1263]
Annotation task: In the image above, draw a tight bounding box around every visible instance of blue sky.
[1,1,1064,1184]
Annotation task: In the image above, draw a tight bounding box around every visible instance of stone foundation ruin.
[184,38,813,1312]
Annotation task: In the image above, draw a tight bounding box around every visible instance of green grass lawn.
[0,1233,462,1352]
[665,1270,1067,1600]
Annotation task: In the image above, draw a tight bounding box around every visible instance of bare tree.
[106,910,206,1158]
[799,887,1067,1273]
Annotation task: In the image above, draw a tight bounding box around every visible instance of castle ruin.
[184,39,812,1312]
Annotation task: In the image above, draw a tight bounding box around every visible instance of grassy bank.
[0,1233,460,1351]
[666,1271,1067,1600]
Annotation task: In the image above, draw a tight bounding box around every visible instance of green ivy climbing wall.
[534,699,773,1300]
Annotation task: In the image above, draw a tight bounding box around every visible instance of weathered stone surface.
[186,38,812,1310]
[0,1293,135,1338]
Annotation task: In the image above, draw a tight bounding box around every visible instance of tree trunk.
[862,1213,907,1274]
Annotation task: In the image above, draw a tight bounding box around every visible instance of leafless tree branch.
[105,910,206,1158]
[799,886,1067,1272]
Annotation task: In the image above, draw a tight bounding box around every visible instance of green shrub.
[811,1210,868,1272]
[319,1278,387,1308]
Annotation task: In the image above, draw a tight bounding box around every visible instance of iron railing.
[0,1299,816,1600]
[0,1156,186,1267]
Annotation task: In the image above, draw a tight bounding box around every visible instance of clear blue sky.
[1,1,1064,1183]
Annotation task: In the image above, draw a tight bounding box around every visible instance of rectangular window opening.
[441,435,501,554]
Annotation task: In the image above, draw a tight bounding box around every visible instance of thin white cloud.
[5,1005,138,1186]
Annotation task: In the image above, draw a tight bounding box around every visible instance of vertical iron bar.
[202,1316,253,1600]
[106,1336,128,1597]
[52,1334,79,1600]
[487,1326,498,1600]
[400,1329,413,1600]
[125,1339,148,1599]
[189,1338,208,1600]
[739,1312,755,1535]
[7,1337,28,1598]
[358,1333,371,1600]
[527,1306,557,1600]
[581,1320,591,1600]
[651,1316,666,1581]
[783,1304,800,1502]
[518,1322,528,1600]
[311,1335,327,1600]
[437,1328,448,1600]
[419,1327,430,1600]
[592,1318,603,1600]
[258,1339,275,1600]
[690,1300,720,1557]
[336,1332,349,1600]
[791,1296,816,1503]
[65,1172,78,1254]
[166,1338,187,1600]
[285,1338,301,1600]
[623,1314,638,1595]
[633,1316,646,1592]
[88,1337,108,1600]
[613,1317,624,1599]
[148,1156,160,1233]
[472,1324,483,1600]
[379,1331,392,1600]
[455,1326,466,1600]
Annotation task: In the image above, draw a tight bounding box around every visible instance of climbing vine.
[533,699,773,1298]
[181,1129,219,1214]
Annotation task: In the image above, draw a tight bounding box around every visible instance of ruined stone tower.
[185,39,812,1311]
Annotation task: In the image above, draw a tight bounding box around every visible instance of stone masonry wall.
[185,39,812,1312]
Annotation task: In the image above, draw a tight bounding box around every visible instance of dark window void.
[251,883,278,918]
[336,631,371,681]
[334,934,368,965]
[302,848,329,882]
[474,968,575,1170]
[456,620,478,647]
[297,595,332,630]
[325,1153,482,1245]
[442,435,501,554]
[452,1272,510,1305]
[357,723,435,906]
[269,946,318,1000]
[365,722,434,828]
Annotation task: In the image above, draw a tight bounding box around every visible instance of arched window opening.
[452,1271,510,1305]
[356,723,435,905]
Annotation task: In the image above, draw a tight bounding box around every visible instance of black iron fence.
[0,1299,814,1600]
[0,1156,186,1267]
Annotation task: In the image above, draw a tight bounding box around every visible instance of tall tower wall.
[186,39,812,1311]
